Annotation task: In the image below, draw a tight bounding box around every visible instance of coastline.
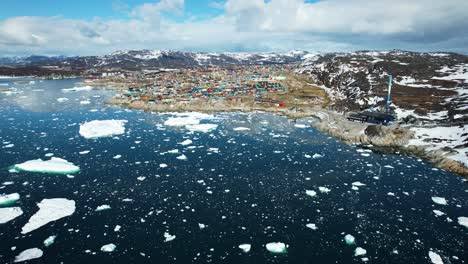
[105,96,468,178]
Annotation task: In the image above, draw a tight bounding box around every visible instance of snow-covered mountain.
[0,50,309,68]
[296,50,468,125]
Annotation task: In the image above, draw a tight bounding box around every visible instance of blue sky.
[0,0,467,56]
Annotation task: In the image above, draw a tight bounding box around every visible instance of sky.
[1,0,468,56]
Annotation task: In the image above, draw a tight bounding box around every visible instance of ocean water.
[0,78,466,263]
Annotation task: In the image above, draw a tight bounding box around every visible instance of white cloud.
[0,0,467,56]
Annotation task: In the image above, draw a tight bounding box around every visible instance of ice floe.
[164,232,176,242]
[233,127,250,131]
[79,120,127,139]
[0,207,23,224]
[306,223,318,230]
[354,247,367,256]
[62,86,93,92]
[266,242,287,254]
[95,205,111,211]
[56,97,69,103]
[101,243,117,252]
[176,154,187,160]
[0,193,20,206]
[186,124,218,133]
[432,197,447,205]
[239,244,251,253]
[312,153,323,159]
[179,139,192,146]
[305,190,317,197]
[457,216,468,228]
[428,251,444,264]
[318,186,331,193]
[21,198,76,234]
[43,235,56,247]
[13,157,80,174]
[14,248,43,263]
[344,234,356,245]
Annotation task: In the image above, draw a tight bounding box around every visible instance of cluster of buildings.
[87,65,291,105]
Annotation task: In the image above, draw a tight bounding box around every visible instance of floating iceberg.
[239,244,251,253]
[294,124,308,128]
[176,154,187,160]
[306,190,317,197]
[56,98,69,103]
[432,197,447,205]
[95,205,111,211]
[14,248,43,263]
[318,186,331,193]
[352,182,366,187]
[354,247,367,256]
[306,223,317,230]
[164,232,176,242]
[62,86,93,92]
[312,153,323,159]
[266,242,287,254]
[79,120,127,139]
[21,198,76,234]
[186,124,218,133]
[428,251,443,264]
[179,139,193,146]
[233,127,250,131]
[12,157,80,174]
[0,207,23,224]
[164,116,200,127]
[43,235,56,247]
[101,243,117,252]
[344,234,356,245]
[0,193,20,206]
[458,216,468,228]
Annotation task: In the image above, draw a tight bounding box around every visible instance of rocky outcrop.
[365,125,414,146]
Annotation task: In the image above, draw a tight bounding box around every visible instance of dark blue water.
[0,78,466,263]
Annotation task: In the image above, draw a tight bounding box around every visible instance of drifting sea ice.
[176,154,187,160]
[0,207,23,224]
[306,223,318,230]
[457,217,468,228]
[0,193,20,206]
[12,157,80,174]
[179,139,193,146]
[305,190,317,197]
[432,197,447,205]
[354,247,367,256]
[344,234,356,245]
[21,198,76,234]
[43,235,56,247]
[318,187,331,193]
[101,243,117,252]
[266,242,287,254]
[312,153,323,159]
[233,127,250,131]
[95,205,111,211]
[238,244,251,253]
[61,86,93,92]
[185,124,218,133]
[14,248,43,263]
[79,120,127,139]
[164,232,176,242]
[56,98,69,103]
[428,251,444,264]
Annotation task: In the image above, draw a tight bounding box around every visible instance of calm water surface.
[0,78,466,263]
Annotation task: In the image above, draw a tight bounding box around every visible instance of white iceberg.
[266,242,287,254]
[164,232,176,242]
[344,234,356,245]
[101,243,117,252]
[164,116,200,127]
[354,247,367,256]
[95,205,111,211]
[0,193,20,206]
[12,157,80,174]
[176,154,187,160]
[239,244,251,253]
[312,153,323,159]
[428,251,444,264]
[0,207,23,224]
[56,98,69,103]
[179,139,193,146]
[318,187,331,193]
[306,223,317,230]
[432,197,447,205]
[458,216,468,228]
[14,248,43,262]
[79,120,127,139]
[21,198,76,234]
[62,86,93,92]
[352,182,366,187]
[233,127,250,131]
[305,190,317,197]
[43,235,56,247]
[186,124,218,133]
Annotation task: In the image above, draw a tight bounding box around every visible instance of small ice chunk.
[95,205,111,211]
[312,153,323,159]
[21,198,75,234]
[79,120,127,139]
[13,157,80,174]
[306,223,317,230]
[457,216,468,228]
[179,139,193,146]
[305,190,317,197]
[56,98,69,102]
[294,124,308,128]
[79,150,90,155]
[318,187,331,193]
[101,243,117,252]
[354,247,367,256]
[239,244,251,253]
[114,225,121,232]
[113,155,122,159]
[176,154,187,160]
[80,100,91,105]
[14,248,43,262]
[43,235,56,247]
[198,223,206,229]
[433,210,445,217]
[186,124,218,132]
[167,149,179,154]
[428,251,443,264]
[233,127,250,131]
[0,193,20,206]
[159,163,168,168]
[266,242,287,254]
[0,207,23,224]
[352,182,366,187]
[164,232,176,242]
[344,234,355,245]
[432,197,447,205]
